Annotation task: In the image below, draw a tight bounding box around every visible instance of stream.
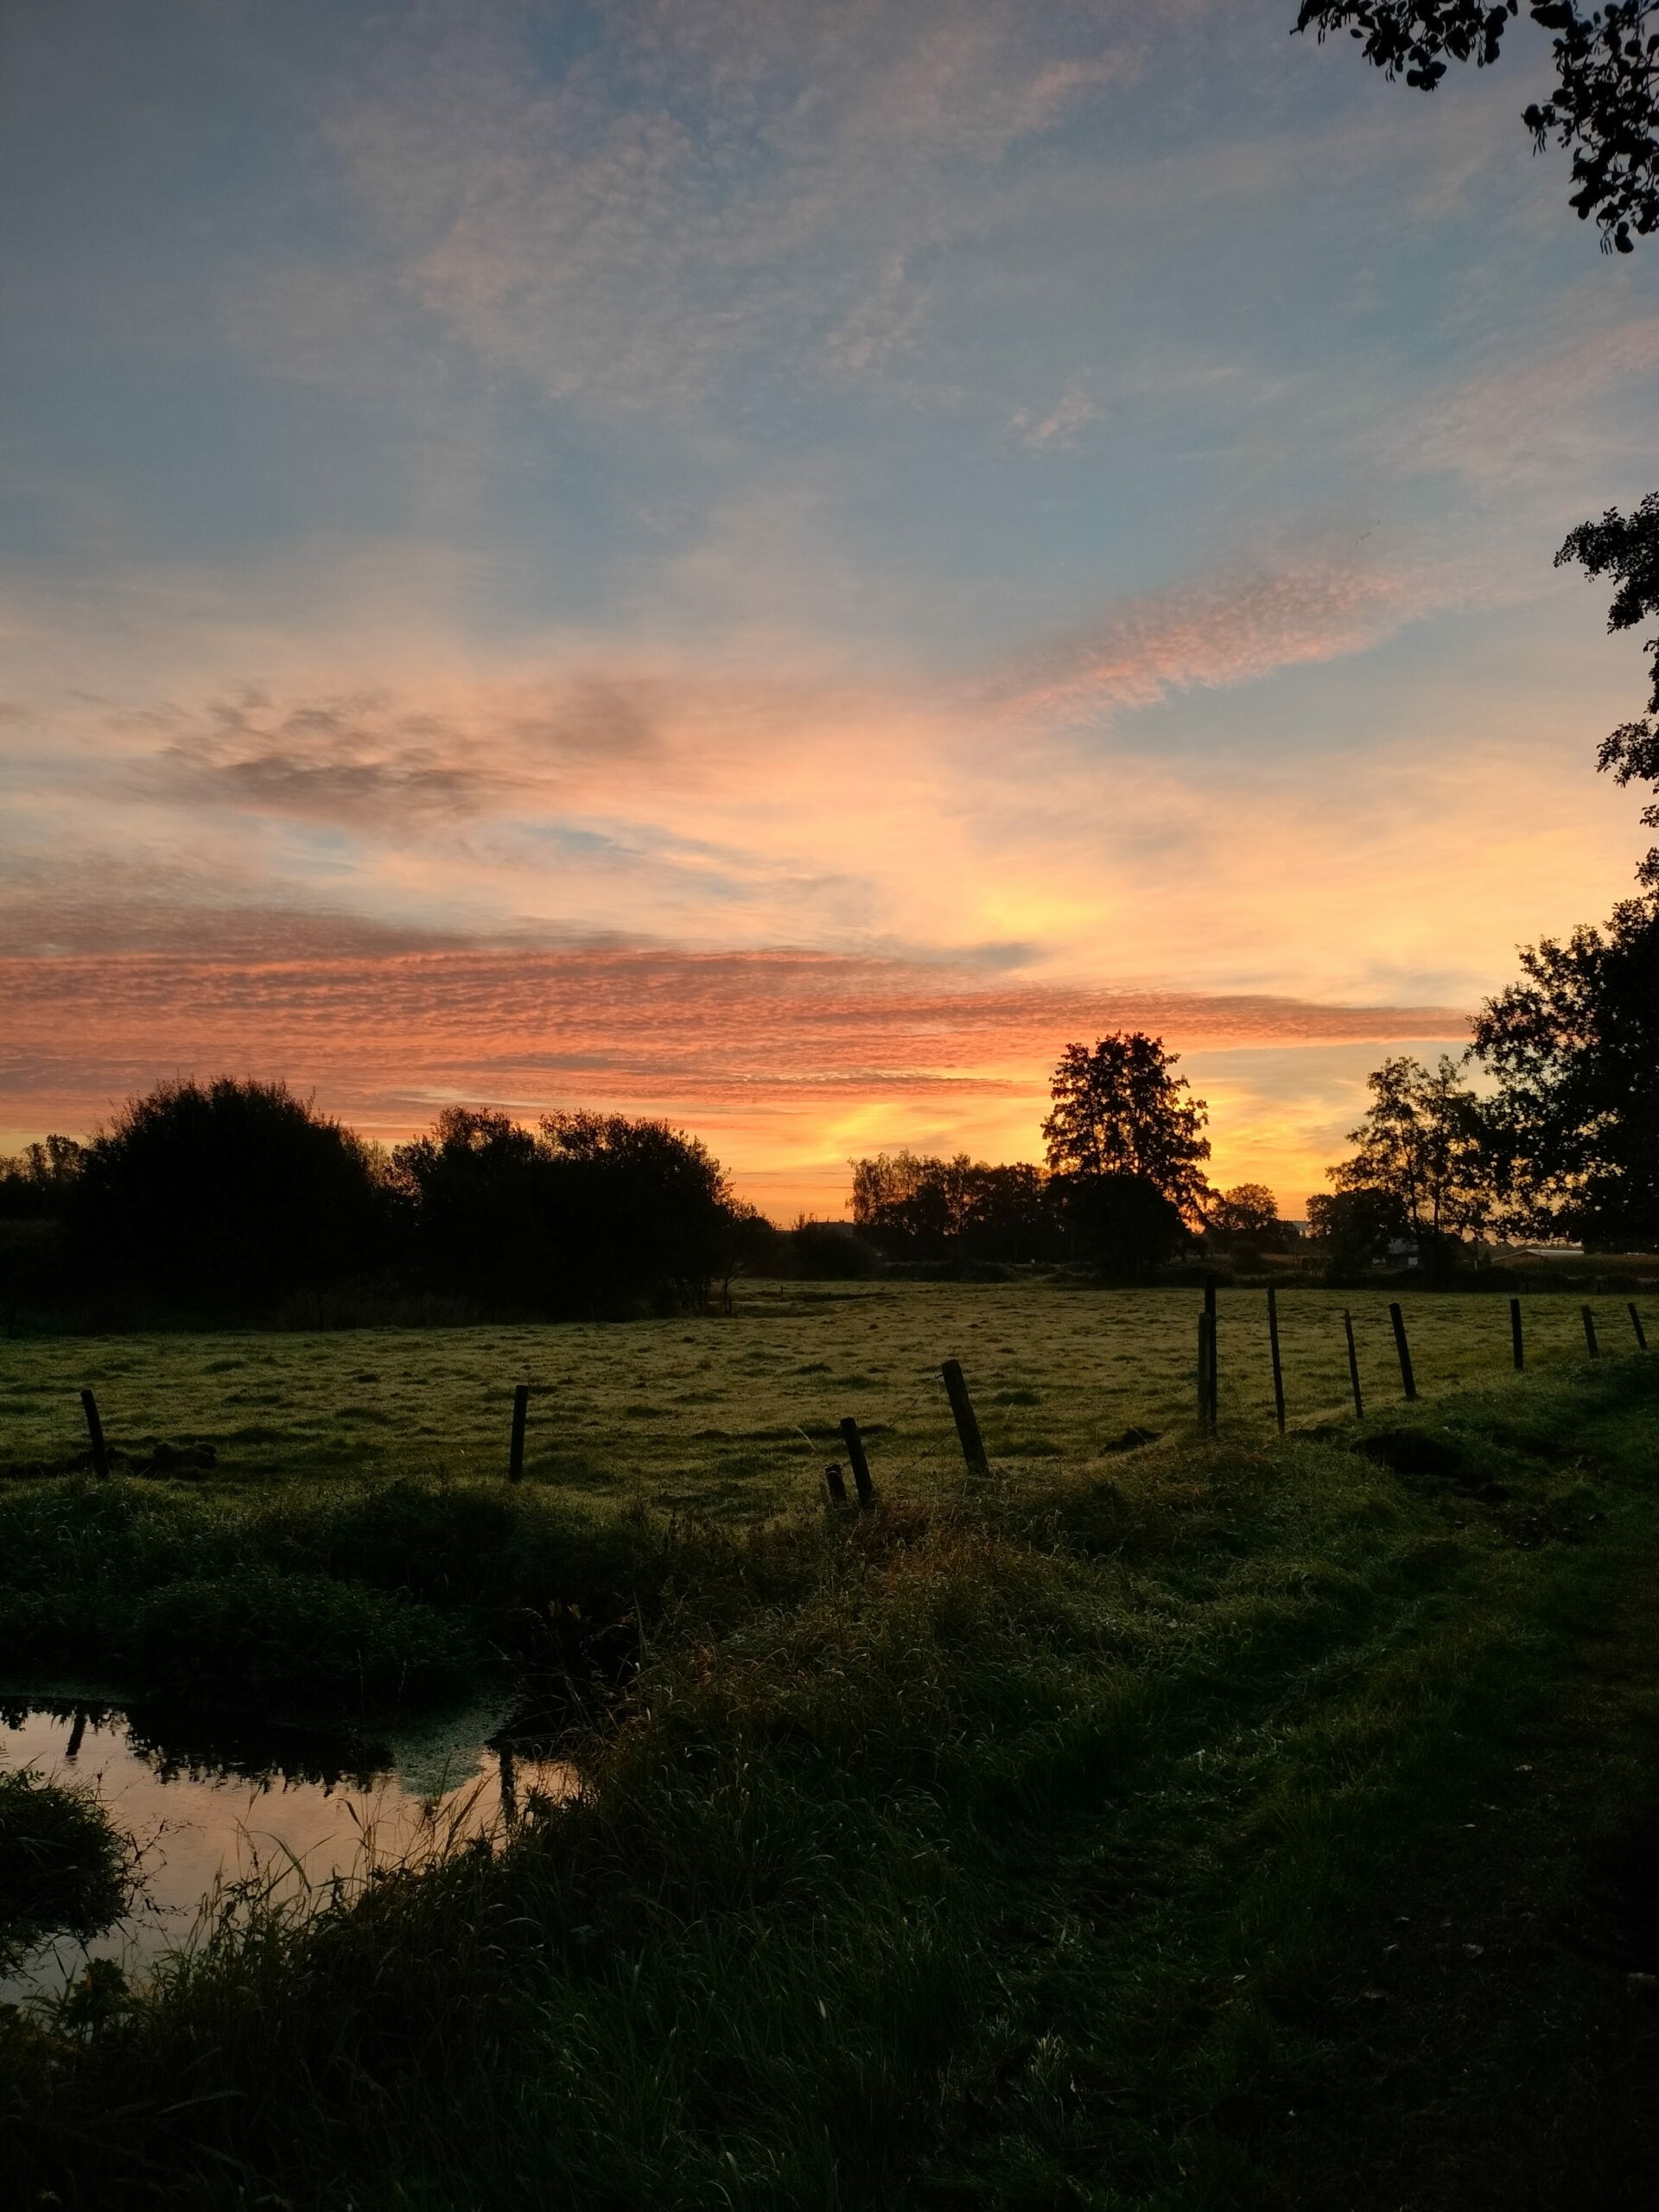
[1,1695,577,2005]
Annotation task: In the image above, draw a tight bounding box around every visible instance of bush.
[130,1567,476,1714]
[0,1766,130,1961]
[787,1224,882,1279]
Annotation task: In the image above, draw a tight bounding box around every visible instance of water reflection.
[0,1698,577,2005]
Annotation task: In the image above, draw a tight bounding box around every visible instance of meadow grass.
[3,1345,1658,2206]
[1,1279,1647,1519]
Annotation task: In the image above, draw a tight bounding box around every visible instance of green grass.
[3,1348,1659,2205]
[2,1280,1648,1518]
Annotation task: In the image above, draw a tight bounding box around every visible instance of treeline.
[850,1033,1291,1280]
[851,885,1659,1281]
[850,1148,1294,1275]
[0,1082,782,1328]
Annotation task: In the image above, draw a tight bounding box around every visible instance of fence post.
[1630,1303,1648,1351]
[79,1389,110,1480]
[838,1417,875,1507]
[823,1462,849,1507]
[1343,1311,1363,1420]
[1267,1285,1286,1434]
[1582,1306,1600,1359]
[1204,1273,1219,1431]
[940,1360,989,1474]
[1196,1312,1213,1429]
[1510,1298,1524,1371]
[1388,1302,1417,1402]
[508,1383,530,1483]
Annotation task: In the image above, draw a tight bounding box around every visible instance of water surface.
[1,1698,575,2004]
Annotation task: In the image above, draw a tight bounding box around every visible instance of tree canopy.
[1042,1034,1211,1216]
[1042,1034,1210,1281]
[1294,3,1659,251]
[1556,491,1659,884]
[1323,1053,1494,1266]
[72,1077,385,1311]
[1471,890,1659,1243]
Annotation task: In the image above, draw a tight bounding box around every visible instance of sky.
[3,0,1656,1220]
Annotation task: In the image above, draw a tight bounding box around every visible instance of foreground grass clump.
[4,1361,1659,2207]
[0,1769,130,1969]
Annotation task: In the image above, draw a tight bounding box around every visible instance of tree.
[1043,1034,1210,1280]
[390,1108,553,1310]
[391,1105,736,1313]
[1556,492,1659,885]
[73,1077,385,1312]
[1306,1185,1412,1268]
[1324,1054,1495,1266]
[537,1110,734,1308]
[1294,10,1659,861]
[1471,890,1659,1243]
[849,1150,1060,1262]
[0,1135,85,1221]
[1207,1182,1291,1255]
[1065,1173,1191,1283]
[1294,3,1659,251]
[1043,1035,1211,1213]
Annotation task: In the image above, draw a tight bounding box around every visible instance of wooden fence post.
[1267,1286,1286,1435]
[79,1389,110,1480]
[838,1417,875,1508]
[508,1383,530,1483]
[940,1360,989,1474]
[1630,1303,1648,1351]
[1510,1298,1524,1371]
[1581,1306,1600,1360]
[1389,1302,1417,1402]
[823,1461,849,1508]
[1343,1311,1363,1420]
[1204,1273,1218,1431]
[1197,1312,1212,1429]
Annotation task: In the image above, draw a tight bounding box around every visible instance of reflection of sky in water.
[0,1704,575,2005]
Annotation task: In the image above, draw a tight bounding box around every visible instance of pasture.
[2,1281,1643,1518]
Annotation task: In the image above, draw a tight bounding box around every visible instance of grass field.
[2,1281,1647,1519]
[3,1343,1659,2207]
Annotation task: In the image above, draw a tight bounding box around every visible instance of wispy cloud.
[1010,375,1101,452]
[988,542,1450,720]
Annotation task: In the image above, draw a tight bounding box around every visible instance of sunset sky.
[4,0,1656,1219]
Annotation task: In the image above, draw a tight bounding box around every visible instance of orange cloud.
[0,938,1468,1218]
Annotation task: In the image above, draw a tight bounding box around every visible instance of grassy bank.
[4,1354,1659,2205]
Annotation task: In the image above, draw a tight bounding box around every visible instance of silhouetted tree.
[0,1136,85,1220]
[1324,1054,1494,1268]
[1306,1186,1413,1268]
[389,1109,552,1310]
[1294,3,1659,251]
[1556,492,1659,884]
[1065,1173,1190,1283]
[391,1105,734,1313]
[538,1110,734,1308]
[848,1151,1062,1262]
[1207,1182,1291,1256]
[73,1078,385,1313]
[1471,890,1659,1243]
[1295,10,1659,862]
[1044,1034,1210,1279]
[1043,1035,1211,1210]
